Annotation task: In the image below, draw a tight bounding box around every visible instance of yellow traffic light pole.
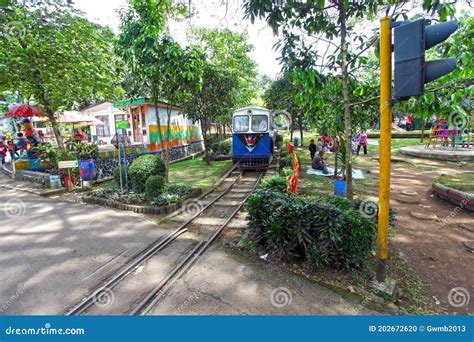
[377,16,392,282]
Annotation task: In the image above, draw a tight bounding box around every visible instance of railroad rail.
[65,166,263,316]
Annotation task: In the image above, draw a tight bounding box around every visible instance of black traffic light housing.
[393,18,458,100]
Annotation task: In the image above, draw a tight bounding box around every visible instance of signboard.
[115,120,130,129]
[58,160,78,169]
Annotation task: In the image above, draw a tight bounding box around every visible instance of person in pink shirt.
[357,131,368,155]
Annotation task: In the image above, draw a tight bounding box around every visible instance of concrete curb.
[432,182,474,211]
[400,146,474,162]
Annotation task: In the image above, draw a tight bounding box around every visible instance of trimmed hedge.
[246,189,377,269]
[145,175,166,200]
[128,154,166,193]
[261,175,288,193]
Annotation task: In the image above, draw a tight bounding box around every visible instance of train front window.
[252,115,268,132]
[233,115,249,132]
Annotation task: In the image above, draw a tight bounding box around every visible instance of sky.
[73,0,282,78]
[73,0,473,79]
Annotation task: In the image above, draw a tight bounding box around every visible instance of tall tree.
[263,72,307,144]
[188,28,258,129]
[184,63,238,164]
[116,0,196,179]
[0,0,122,149]
[244,0,459,200]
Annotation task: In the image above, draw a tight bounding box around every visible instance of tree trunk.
[420,119,426,142]
[164,105,173,182]
[202,120,210,165]
[298,115,304,147]
[47,113,64,150]
[153,97,168,178]
[340,2,353,200]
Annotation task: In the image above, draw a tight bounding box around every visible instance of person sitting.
[311,151,329,174]
[308,138,317,160]
[357,130,368,155]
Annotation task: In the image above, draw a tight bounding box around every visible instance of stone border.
[400,145,474,162]
[367,132,429,139]
[82,188,202,215]
[432,182,474,211]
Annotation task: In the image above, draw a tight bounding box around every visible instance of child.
[308,139,317,160]
[357,131,368,155]
[0,141,6,165]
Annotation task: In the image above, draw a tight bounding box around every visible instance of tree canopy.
[0,0,122,147]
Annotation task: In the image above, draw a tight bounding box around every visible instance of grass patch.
[434,172,474,193]
[169,157,232,188]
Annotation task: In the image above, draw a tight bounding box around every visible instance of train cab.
[232,106,274,169]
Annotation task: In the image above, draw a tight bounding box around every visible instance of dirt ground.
[351,153,473,314]
[388,165,473,314]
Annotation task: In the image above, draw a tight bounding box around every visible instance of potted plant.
[73,142,98,185]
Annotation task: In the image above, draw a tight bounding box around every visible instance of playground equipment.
[426,117,473,149]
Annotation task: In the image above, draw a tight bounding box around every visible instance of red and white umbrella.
[4,104,45,118]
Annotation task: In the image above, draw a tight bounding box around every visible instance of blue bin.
[334,180,347,197]
[293,137,299,147]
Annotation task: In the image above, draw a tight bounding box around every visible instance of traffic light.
[393,18,458,100]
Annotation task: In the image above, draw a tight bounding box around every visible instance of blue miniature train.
[232,106,275,169]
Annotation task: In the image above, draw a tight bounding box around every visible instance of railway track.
[65,167,263,316]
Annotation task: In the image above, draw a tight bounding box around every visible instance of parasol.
[4,104,45,118]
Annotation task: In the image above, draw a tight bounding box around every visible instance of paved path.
[0,186,168,314]
[0,173,378,315]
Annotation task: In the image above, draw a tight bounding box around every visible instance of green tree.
[0,0,122,149]
[244,0,459,199]
[183,64,238,164]
[116,0,197,179]
[188,28,258,131]
[263,72,307,144]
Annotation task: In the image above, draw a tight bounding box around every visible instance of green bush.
[246,189,377,269]
[260,175,288,193]
[128,154,166,193]
[280,167,293,177]
[211,140,232,156]
[167,184,193,197]
[145,175,166,200]
[113,166,128,187]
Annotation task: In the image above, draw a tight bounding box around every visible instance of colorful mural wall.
[147,106,203,152]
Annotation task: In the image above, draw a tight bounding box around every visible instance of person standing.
[308,139,317,160]
[406,114,413,131]
[357,131,368,155]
